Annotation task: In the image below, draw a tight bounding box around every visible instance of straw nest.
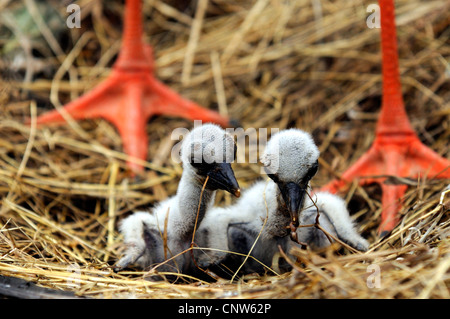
[0,0,449,299]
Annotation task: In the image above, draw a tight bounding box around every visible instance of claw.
[114,244,145,272]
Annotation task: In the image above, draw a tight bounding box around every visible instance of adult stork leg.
[321,0,450,235]
[33,0,229,173]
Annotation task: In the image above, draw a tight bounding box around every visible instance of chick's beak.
[280,182,306,227]
[207,163,241,197]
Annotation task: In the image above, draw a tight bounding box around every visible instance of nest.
[0,0,449,299]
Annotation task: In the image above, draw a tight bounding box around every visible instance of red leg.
[33,0,230,173]
[115,80,149,173]
[321,0,450,234]
[379,184,407,235]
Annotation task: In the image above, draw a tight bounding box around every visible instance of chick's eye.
[305,161,319,180]
[267,173,280,183]
[190,161,203,168]
[190,158,215,172]
[190,156,202,166]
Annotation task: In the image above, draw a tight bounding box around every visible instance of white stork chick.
[195,129,320,273]
[115,124,240,275]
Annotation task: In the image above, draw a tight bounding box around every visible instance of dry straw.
[0,0,449,298]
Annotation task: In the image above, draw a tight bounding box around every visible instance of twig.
[182,0,208,85]
[211,51,229,117]
[104,161,119,262]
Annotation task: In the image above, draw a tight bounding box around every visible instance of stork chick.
[196,129,319,273]
[115,124,240,275]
